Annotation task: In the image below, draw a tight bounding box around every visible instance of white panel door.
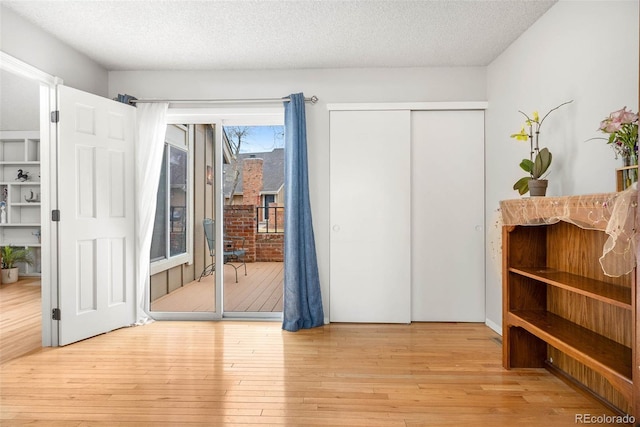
[57,85,136,345]
[330,110,411,323]
[411,110,485,321]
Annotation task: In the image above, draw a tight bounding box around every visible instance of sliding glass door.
[221,125,284,319]
[149,108,285,320]
[148,123,220,319]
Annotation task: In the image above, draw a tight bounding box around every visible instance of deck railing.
[256,206,284,233]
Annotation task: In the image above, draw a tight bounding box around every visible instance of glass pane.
[169,146,188,257]
[150,124,215,315]
[222,125,284,314]
[150,149,167,262]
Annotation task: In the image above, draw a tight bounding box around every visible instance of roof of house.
[223,148,284,198]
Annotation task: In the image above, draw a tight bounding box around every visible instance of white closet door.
[330,110,411,323]
[411,110,485,321]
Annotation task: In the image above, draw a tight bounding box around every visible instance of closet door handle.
[332,224,340,232]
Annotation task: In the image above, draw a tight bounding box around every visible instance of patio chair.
[223,235,247,283]
[198,218,247,283]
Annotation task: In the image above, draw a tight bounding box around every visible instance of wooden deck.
[150,261,283,313]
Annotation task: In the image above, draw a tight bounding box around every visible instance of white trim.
[223,311,282,320]
[213,121,224,319]
[166,108,283,125]
[326,101,488,111]
[0,130,41,139]
[186,125,194,266]
[0,51,63,86]
[149,311,219,321]
[42,83,57,347]
[0,52,63,347]
[149,254,190,276]
[148,129,192,276]
[485,318,502,335]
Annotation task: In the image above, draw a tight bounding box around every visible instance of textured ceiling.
[2,0,557,71]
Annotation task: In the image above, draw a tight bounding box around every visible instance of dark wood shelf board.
[509,267,632,310]
[508,310,632,401]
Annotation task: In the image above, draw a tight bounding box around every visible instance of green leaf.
[533,148,552,178]
[519,159,534,173]
[513,177,530,195]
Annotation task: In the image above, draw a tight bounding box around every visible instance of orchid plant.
[511,100,573,195]
[598,107,638,160]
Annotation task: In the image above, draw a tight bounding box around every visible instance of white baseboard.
[485,318,501,335]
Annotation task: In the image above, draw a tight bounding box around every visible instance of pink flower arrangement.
[598,107,638,159]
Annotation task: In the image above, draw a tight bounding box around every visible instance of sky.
[225,125,284,153]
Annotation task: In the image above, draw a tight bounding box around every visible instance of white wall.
[485,0,639,332]
[0,69,39,130]
[0,4,108,131]
[109,67,487,320]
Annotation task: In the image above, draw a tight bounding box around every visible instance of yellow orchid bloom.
[532,111,539,122]
[510,127,529,141]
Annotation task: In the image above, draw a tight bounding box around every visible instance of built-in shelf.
[0,131,41,277]
[0,243,41,248]
[0,182,41,185]
[0,161,40,166]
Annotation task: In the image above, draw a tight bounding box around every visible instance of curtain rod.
[128,95,318,105]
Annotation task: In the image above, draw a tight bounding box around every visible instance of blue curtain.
[282,93,324,332]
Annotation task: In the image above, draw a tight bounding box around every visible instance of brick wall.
[256,233,284,262]
[224,205,256,262]
[224,204,284,263]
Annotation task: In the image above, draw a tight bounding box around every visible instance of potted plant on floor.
[511,100,573,196]
[1,245,33,284]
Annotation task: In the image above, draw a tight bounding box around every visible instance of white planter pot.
[1,267,19,284]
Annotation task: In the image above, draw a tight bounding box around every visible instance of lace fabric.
[500,186,638,277]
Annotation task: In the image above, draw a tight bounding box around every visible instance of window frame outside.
[149,124,194,276]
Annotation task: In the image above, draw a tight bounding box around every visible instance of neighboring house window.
[263,194,276,220]
[150,125,192,273]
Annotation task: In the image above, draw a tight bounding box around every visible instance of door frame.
[0,51,63,346]
[162,108,284,319]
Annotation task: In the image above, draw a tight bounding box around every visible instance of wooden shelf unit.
[503,220,637,416]
[616,164,638,192]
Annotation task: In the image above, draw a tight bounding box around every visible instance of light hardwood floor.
[0,320,620,426]
[0,278,41,364]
